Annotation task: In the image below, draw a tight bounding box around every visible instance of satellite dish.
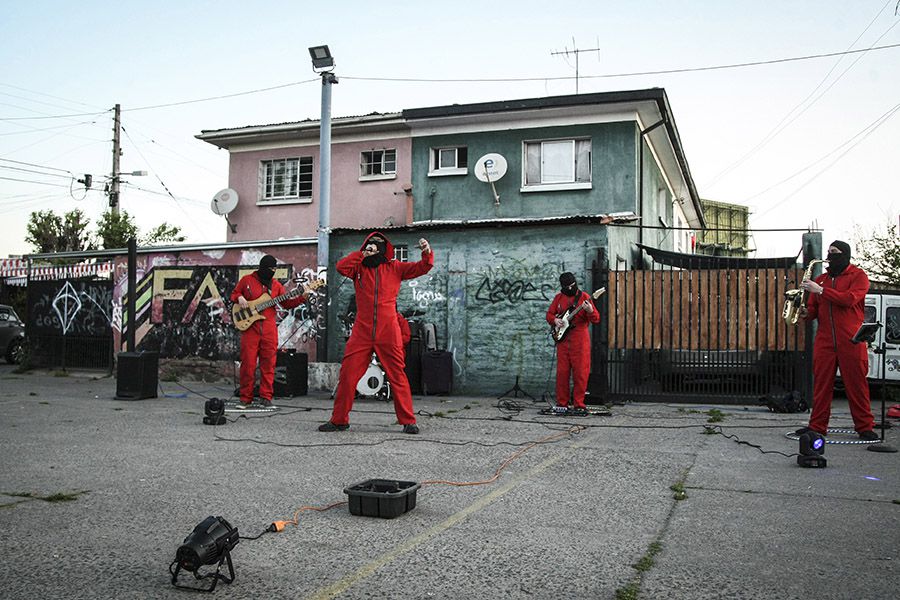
[211,188,239,215]
[474,153,508,183]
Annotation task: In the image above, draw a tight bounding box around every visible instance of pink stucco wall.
[227,137,412,242]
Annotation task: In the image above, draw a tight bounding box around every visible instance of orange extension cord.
[268,424,584,531]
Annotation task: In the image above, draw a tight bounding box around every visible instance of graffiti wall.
[27,278,114,369]
[328,224,607,395]
[112,244,319,361]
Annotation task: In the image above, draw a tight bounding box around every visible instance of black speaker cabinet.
[421,350,453,395]
[115,351,159,400]
[404,334,423,394]
[273,351,308,397]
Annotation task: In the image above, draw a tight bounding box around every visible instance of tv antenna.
[551,38,601,94]
[211,188,239,234]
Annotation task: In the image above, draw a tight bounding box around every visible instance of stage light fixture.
[170,516,239,592]
[797,431,827,468]
[203,398,226,425]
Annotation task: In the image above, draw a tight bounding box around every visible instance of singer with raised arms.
[319,232,433,434]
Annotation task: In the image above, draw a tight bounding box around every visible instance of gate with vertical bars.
[591,249,813,405]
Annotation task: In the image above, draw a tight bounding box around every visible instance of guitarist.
[546,272,600,414]
[230,255,309,409]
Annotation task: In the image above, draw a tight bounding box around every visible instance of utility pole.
[109,103,121,216]
[551,41,601,94]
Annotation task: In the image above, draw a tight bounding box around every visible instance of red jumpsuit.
[230,272,305,404]
[805,263,875,434]
[547,290,600,409]
[331,233,433,425]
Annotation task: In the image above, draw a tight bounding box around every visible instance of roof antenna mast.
[551,37,601,94]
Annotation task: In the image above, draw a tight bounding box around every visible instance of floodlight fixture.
[308,45,334,70]
[170,516,239,592]
[203,398,226,425]
[797,431,827,468]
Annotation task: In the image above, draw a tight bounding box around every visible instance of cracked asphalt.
[0,363,898,599]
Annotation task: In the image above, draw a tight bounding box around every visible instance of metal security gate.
[596,252,812,404]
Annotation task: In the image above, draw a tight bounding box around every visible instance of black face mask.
[826,254,850,276]
[258,267,275,283]
[561,283,578,297]
[362,254,388,268]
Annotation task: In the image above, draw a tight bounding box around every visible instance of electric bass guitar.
[550,287,606,344]
[232,279,324,331]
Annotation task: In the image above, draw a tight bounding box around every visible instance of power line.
[0,157,74,173]
[704,4,900,188]
[123,79,320,112]
[342,42,900,83]
[0,108,111,122]
[0,164,73,179]
[0,175,72,188]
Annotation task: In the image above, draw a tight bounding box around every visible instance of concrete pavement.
[0,363,897,599]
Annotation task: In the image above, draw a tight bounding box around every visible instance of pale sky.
[2,0,898,259]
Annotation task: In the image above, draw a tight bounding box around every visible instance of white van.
[863,292,900,382]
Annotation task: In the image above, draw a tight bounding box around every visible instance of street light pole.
[309,45,337,363]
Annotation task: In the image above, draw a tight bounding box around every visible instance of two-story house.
[198,88,703,395]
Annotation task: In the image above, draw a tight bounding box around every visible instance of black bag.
[761,391,808,413]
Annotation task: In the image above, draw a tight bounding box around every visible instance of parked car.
[0,304,25,364]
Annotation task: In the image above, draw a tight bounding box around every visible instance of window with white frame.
[393,244,408,262]
[428,146,467,176]
[523,138,591,190]
[259,157,313,202]
[360,149,397,179]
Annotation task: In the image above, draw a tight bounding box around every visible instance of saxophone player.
[796,241,878,441]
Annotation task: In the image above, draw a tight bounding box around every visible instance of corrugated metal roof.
[331,213,639,234]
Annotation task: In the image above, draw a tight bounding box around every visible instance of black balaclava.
[560,272,578,297]
[362,235,389,268]
[826,240,852,276]
[258,255,277,286]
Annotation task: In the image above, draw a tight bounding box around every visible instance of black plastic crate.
[343,479,421,519]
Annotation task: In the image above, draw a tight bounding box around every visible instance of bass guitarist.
[230,255,309,409]
[546,272,600,413]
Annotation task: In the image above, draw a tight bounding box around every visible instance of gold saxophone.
[783,259,826,325]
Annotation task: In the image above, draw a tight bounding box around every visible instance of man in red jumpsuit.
[230,255,308,409]
[319,232,433,434]
[546,272,600,413]
[798,241,877,440]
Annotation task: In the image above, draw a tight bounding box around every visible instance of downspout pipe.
[638,118,667,265]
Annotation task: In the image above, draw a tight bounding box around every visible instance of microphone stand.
[868,339,897,453]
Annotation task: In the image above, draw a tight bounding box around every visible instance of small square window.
[259,157,313,202]
[394,244,409,262]
[523,138,591,190]
[360,149,397,179]
[428,146,468,176]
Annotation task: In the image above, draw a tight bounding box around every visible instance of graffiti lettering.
[474,278,554,304]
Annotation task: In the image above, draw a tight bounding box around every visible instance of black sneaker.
[234,402,252,410]
[572,407,588,416]
[318,421,349,432]
[858,430,880,441]
[258,399,275,409]
[402,424,419,435]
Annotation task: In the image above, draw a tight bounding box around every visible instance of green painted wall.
[411,122,638,222]
[328,224,608,395]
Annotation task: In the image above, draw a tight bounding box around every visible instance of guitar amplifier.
[115,352,159,400]
[273,351,308,397]
[421,350,453,395]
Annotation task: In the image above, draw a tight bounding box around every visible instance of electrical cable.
[704,424,799,458]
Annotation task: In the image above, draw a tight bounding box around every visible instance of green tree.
[94,210,185,248]
[853,223,900,286]
[95,211,139,249]
[25,209,93,253]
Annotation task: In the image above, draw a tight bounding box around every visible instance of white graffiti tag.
[52,282,82,335]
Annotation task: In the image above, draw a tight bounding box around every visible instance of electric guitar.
[550,287,606,344]
[232,279,325,331]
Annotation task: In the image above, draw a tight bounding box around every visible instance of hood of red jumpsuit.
[360,231,395,260]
